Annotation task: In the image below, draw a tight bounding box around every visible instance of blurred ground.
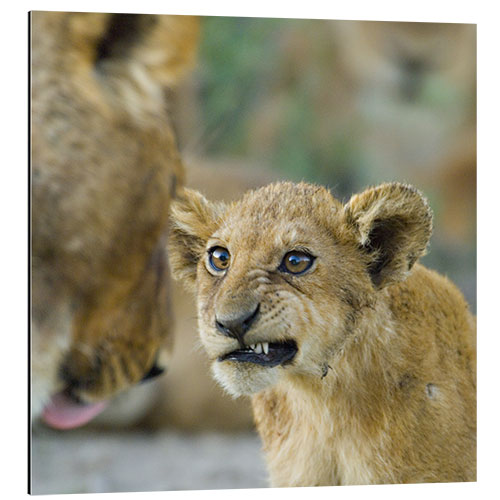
[31,426,267,494]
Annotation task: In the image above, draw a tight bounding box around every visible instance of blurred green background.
[178,16,476,310]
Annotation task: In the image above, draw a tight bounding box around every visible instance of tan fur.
[168,181,476,485]
[31,12,198,415]
[143,159,281,430]
[102,159,281,430]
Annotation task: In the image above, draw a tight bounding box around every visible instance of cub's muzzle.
[215,304,260,346]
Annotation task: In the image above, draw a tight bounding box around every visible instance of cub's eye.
[279,251,315,275]
[208,246,230,272]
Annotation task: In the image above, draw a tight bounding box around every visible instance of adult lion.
[31,11,198,428]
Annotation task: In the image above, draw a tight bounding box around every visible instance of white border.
[21,0,480,22]
[3,1,498,500]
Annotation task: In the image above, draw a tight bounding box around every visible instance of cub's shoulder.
[389,264,472,318]
[387,263,475,356]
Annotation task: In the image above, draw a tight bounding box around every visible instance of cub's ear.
[168,188,224,289]
[343,183,433,289]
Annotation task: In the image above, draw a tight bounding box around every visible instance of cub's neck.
[286,292,398,403]
[252,297,399,486]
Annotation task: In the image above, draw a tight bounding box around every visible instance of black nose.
[140,362,165,383]
[215,304,260,344]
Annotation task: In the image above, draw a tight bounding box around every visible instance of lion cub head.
[169,182,432,396]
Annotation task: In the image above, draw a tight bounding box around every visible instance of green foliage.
[196,17,366,193]
[197,17,281,155]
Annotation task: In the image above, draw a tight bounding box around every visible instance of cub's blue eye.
[208,246,230,272]
[279,251,315,275]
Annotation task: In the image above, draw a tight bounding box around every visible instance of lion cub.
[168,181,476,486]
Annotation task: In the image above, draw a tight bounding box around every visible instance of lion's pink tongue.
[42,392,108,430]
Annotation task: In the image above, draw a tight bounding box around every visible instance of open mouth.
[41,389,108,430]
[219,340,298,367]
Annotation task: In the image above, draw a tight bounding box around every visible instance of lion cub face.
[169,182,432,396]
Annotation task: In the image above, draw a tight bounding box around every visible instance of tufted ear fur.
[343,183,433,289]
[168,188,225,289]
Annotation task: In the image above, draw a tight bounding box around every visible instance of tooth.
[254,343,263,354]
[251,344,256,350]
[263,342,269,354]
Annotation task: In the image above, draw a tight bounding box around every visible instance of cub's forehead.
[214,182,341,243]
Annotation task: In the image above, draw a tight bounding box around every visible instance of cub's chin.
[211,361,281,397]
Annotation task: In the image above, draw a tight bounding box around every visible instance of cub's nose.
[215,304,260,345]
